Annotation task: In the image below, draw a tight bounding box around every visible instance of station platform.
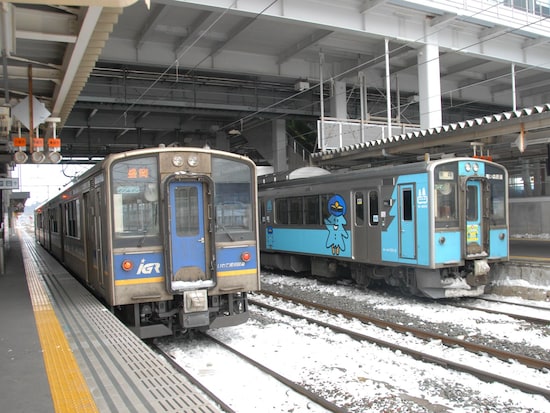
[0,230,221,413]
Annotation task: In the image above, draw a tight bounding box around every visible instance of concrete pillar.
[533,161,542,196]
[521,160,532,197]
[417,42,442,129]
[330,80,348,119]
[272,119,287,173]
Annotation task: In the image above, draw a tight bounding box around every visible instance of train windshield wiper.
[137,228,149,247]
[215,222,235,242]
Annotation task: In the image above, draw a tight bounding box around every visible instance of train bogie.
[36,147,260,338]
[259,158,509,298]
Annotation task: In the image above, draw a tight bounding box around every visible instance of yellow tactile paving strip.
[23,255,99,413]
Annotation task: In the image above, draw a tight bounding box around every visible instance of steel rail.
[479,295,550,311]
[256,291,550,370]
[447,301,550,324]
[204,333,349,413]
[252,292,550,401]
[149,341,237,413]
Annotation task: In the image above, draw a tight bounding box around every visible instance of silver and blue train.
[258,157,509,298]
[35,146,260,338]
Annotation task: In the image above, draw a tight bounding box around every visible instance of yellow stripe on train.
[115,269,257,286]
[115,276,164,286]
[217,268,258,277]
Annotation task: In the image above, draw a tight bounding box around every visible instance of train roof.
[258,157,505,190]
[35,146,256,211]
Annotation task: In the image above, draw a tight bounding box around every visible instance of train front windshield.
[212,157,255,241]
[485,163,507,226]
[111,156,160,247]
[434,161,507,228]
[434,164,459,228]
[110,154,255,247]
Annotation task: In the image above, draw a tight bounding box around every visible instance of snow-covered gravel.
[159,272,550,413]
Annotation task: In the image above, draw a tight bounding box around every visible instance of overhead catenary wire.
[218,1,550,132]
[115,1,550,136]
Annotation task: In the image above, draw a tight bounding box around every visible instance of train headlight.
[121,259,134,271]
[240,251,251,262]
[499,232,506,240]
[464,163,471,172]
[438,236,446,245]
[472,163,479,172]
[187,154,199,167]
[172,155,184,167]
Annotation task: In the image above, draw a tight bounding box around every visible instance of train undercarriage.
[115,293,250,339]
[261,252,489,299]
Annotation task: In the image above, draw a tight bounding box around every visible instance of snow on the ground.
[161,273,550,413]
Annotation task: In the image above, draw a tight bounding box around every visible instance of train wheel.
[351,265,371,287]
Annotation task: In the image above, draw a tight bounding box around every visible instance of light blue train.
[258,157,509,298]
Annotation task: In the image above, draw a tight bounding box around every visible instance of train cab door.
[166,180,214,292]
[465,180,488,257]
[398,184,416,260]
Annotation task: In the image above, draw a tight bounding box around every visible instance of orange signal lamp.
[121,260,134,271]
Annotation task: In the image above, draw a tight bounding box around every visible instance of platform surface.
[0,230,220,413]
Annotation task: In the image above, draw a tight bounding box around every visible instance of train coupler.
[466,259,490,287]
[179,290,210,328]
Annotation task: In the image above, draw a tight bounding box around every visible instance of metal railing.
[317,118,421,151]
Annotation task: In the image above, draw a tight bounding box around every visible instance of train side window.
[288,197,303,224]
[369,191,379,226]
[304,195,320,225]
[51,208,59,233]
[320,194,333,223]
[402,189,413,221]
[355,192,364,226]
[66,199,80,238]
[275,198,288,224]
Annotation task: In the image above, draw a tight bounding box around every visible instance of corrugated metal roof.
[311,103,550,163]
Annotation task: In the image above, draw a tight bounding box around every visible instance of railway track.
[153,287,550,412]
[251,291,550,401]
[447,296,550,324]
[153,335,341,413]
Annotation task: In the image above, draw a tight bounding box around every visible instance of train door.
[46,208,52,251]
[398,184,416,259]
[259,197,271,250]
[58,204,65,261]
[84,188,103,290]
[166,180,214,291]
[353,190,381,261]
[465,180,488,256]
[82,192,91,284]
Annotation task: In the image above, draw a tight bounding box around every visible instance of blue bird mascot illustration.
[324,195,349,255]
